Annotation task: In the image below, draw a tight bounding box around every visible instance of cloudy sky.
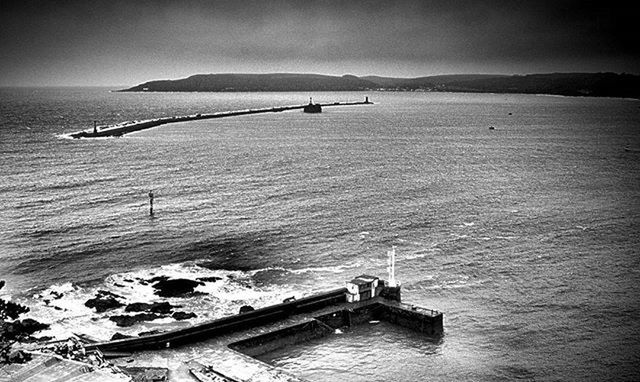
[1,0,637,86]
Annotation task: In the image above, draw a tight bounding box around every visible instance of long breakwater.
[67,98,372,139]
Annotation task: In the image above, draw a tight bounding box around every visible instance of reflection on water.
[257,321,441,382]
[2,89,639,380]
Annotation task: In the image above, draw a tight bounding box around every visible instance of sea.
[1,88,639,381]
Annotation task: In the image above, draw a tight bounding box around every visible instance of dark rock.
[85,290,125,313]
[172,311,197,320]
[109,313,162,327]
[125,302,177,314]
[239,305,255,314]
[148,302,177,314]
[0,296,29,320]
[15,318,49,335]
[148,276,170,283]
[197,276,222,283]
[138,329,163,337]
[111,332,134,341]
[1,319,49,340]
[7,350,31,364]
[152,278,204,298]
[99,290,122,298]
[85,297,123,313]
[50,291,64,299]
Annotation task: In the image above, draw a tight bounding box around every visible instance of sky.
[1,0,638,86]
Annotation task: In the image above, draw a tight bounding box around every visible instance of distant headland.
[119,72,640,98]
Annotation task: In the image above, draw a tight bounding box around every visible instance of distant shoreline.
[117,72,640,99]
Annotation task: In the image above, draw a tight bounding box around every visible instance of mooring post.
[148,190,154,216]
[93,121,97,134]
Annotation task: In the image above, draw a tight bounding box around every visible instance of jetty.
[67,97,373,139]
[94,274,440,381]
[1,274,442,381]
[3,249,442,382]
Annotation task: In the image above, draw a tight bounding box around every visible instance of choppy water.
[1,88,639,380]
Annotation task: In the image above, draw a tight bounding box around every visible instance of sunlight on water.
[258,322,441,382]
[1,89,639,380]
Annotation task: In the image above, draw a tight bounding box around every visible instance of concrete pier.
[82,277,442,382]
[3,275,442,381]
[67,98,373,139]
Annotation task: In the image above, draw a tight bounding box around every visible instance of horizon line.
[2,71,639,88]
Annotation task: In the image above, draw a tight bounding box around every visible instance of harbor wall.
[86,284,442,356]
[379,303,444,335]
[229,319,334,357]
[230,301,442,359]
[86,288,347,353]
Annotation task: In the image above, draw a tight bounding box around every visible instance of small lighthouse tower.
[303,97,322,113]
[387,246,398,287]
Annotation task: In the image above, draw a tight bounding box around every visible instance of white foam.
[22,261,308,341]
[287,263,361,274]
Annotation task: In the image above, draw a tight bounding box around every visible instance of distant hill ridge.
[120,72,640,98]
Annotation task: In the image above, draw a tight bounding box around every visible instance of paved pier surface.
[0,353,129,382]
[2,279,442,381]
[96,289,442,381]
[67,99,373,139]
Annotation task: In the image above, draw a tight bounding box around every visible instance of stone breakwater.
[67,98,373,139]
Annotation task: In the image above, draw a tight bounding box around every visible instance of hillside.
[121,73,377,92]
[427,73,640,98]
[120,72,640,98]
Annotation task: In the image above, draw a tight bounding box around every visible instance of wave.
[22,260,306,341]
[39,176,121,192]
[19,255,381,342]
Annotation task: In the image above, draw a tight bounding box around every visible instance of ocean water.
[1,88,639,381]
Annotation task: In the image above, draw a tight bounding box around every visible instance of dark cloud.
[1,0,637,86]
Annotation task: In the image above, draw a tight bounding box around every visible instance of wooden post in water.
[148,190,154,216]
